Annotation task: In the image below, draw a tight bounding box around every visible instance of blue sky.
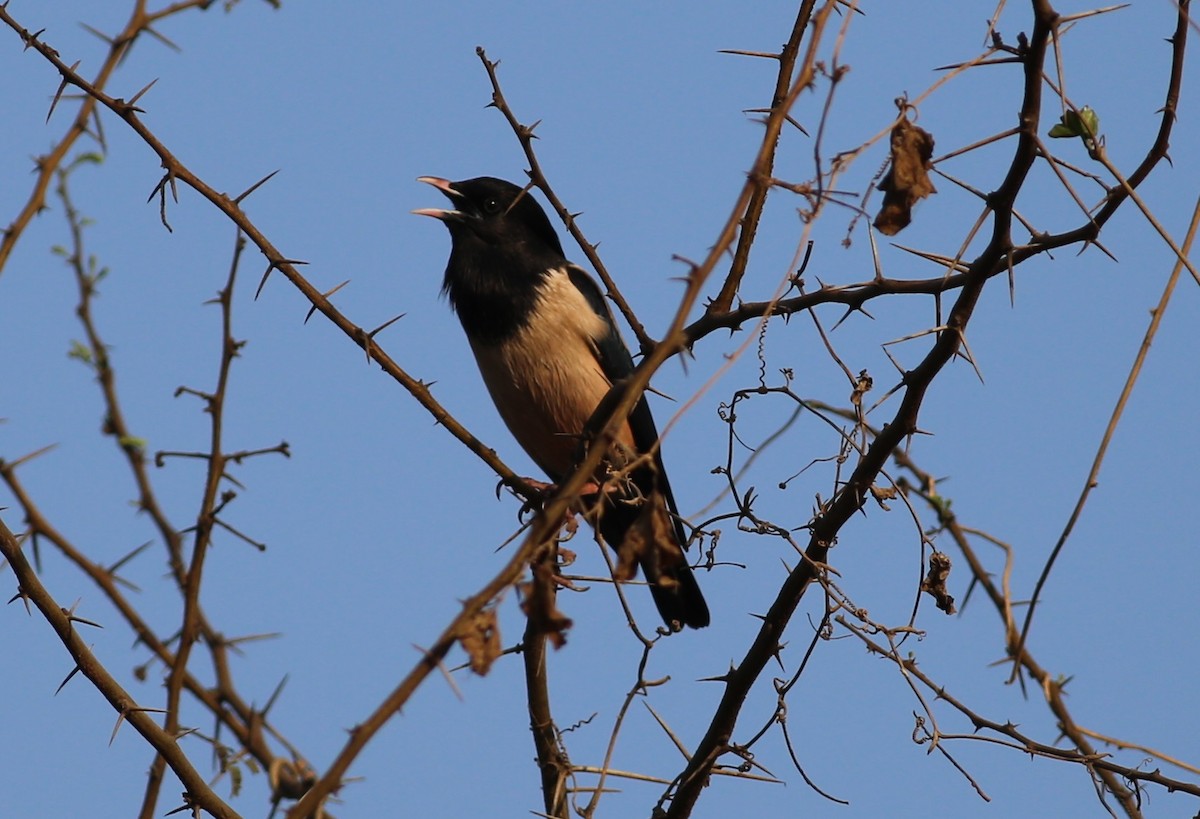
[2,2,1198,817]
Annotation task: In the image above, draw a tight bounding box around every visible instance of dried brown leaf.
[874,118,937,236]
[459,608,502,675]
[920,551,956,614]
[520,561,573,649]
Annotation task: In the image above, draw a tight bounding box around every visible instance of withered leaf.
[874,117,937,236]
[459,608,502,675]
[920,551,956,615]
[519,560,573,649]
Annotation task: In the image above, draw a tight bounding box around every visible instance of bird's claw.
[513,477,601,527]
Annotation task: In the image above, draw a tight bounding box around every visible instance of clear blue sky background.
[2,2,1198,817]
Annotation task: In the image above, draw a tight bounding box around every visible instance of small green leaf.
[1047,121,1074,138]
[1078,106,1099,136]
[1048,106,1100,139]
[67,340,94,367]
[69,152,104,170]
[118,436,148,453]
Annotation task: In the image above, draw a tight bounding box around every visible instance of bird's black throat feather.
[442,250,552,345]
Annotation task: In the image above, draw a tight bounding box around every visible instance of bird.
[414,175,709,631]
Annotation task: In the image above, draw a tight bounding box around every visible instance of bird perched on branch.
[414,176,709,631]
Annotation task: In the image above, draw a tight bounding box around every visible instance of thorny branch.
[0,0,256,277]
[0,519,241,819]
[1,154,309,818]
[0,2,535,504]
[662,1,1190,815]
[709,0,819,314]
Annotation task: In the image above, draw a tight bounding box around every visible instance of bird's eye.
[482,197,502,214]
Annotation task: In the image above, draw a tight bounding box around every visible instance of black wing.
[564,267,693,553]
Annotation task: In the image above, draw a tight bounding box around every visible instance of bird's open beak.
[412,176,463,220]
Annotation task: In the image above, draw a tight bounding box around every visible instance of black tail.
[588,391,709,630]
[594,488,710,631]
[645,558,710,631]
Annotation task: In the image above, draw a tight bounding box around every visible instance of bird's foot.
[510,477,602,536]
[513,477,600,512]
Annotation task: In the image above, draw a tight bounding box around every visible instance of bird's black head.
[415,176,568,341]
[414,176,565,260]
